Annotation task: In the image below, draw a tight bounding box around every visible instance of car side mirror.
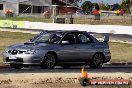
[61,41,70,45]
[103,34,109,43]
[30,39,32,41]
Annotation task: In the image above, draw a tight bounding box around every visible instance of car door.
[75,33,96,63]
[57,33,78,63]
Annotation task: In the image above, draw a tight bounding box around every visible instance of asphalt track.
[109,34,132,43]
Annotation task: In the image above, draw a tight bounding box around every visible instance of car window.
[50,33,62,43]
[62,33,76,44]
[34,33,50,43]
[32,32,62,44]
[78,33,93,44]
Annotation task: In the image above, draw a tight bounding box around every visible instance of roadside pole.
[130,0,132,21]
[52,5,58,23]
[53,6,55,23]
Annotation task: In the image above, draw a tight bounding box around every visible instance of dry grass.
[109,42,132,63]
[0,31,35,63]
[73,18,132,25]
[0,16,132,25]
[0,17,52,23]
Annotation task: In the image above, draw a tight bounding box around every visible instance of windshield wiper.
[35,41,46,43]
[24,42,35,45]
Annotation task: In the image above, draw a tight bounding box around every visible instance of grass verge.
[0,17,132,25]
[109,42,132,63]
[0,31,35,63]
[0,17,52,23]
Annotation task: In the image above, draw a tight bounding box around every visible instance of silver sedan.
[3,30,111,69]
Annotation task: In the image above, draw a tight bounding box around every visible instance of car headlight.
[25,49,37,54]
[4,48,9,53]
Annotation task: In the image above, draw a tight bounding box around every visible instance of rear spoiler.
[103,33,109,43]
[89,32,109,43]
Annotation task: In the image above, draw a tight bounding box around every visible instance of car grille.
[8,50,26,55]
[6,57,23,63]
[11,50,18,55]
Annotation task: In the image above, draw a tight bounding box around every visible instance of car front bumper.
[3,52,44,65]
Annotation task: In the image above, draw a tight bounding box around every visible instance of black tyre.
[79,77,89,86]
[41,53,56,69]
[90,53,104,68]
[10,64,23,69]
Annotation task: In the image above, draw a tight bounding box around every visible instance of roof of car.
[42,30,87,33]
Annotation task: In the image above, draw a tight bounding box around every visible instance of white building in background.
[0,0,80,16]
[0,0,51,15]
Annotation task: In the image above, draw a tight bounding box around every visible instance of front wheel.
[41,53,56,69]
[90,53,104,68]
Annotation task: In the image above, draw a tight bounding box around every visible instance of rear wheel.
[41,53,56,69]
[10,64,23,69]
[90,53,104,68]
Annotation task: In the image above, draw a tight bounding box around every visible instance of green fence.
[0,20,25,28]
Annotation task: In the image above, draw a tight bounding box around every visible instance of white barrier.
[25,21,132,35]
[0,19,131,35]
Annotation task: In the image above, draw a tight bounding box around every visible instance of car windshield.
[31,32,63,44]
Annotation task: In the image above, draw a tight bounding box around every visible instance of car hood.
[8,42,47,50]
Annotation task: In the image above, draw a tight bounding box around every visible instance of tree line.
[81,0,130,14]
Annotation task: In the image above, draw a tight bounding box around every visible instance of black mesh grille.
[8,50,12,54]
[8,50,26,54]
[11,50,18,55]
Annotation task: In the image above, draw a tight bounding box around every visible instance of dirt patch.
[0,64,10,69]
[109,61,132,66]
[0,73,131,88]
